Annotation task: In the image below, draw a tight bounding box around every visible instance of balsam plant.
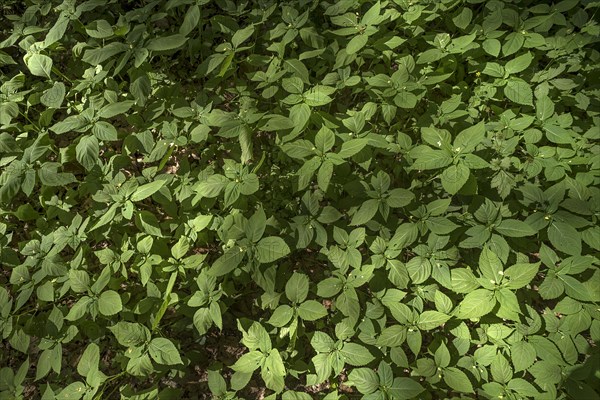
[0,0,599,399]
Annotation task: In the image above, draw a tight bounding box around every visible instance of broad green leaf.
[338,138,369,158]
[297,300,328,321]
[387,188,414,208]
[304,89,333,107]
[50,115,87,134]
[146,34,188,51]
[256,237,290,263]
[454,122,486,153]
[482,39,501,57]
[443,367,474,393]
[231,351,264,373]
[77,343,99,377]
[97,290,122,316]
[505,52,533,75]
[131,180,166,202]
[76,135,99,171]
[511,341,536,372]
[346,34,368,54]
[268,305,294,327]
[340,343,375,366]
[490,354,513,384]
[180,5,200,36]
[504,78,533,105]
[108,321,149,346]
[97,101,134,119]
[388,377,425,399]
[232,25,255,48]
[56,382,86,400]
[504,262,540,289]
[544,125,573,144]
[40,82,65,108]
[347,368,379,394]
[25,54,53,78]
[315,126,335,153]
[148,338,183,365]
[417,311,451,330]
[455,289,495,319]
[441,164,469,195]
[495,219,536,237]
[536,96,554,121]
[92,121,118,141]
[286,272,310,303]
[548,221,581,256]
[350,199,379,225]
[209,249,244,276]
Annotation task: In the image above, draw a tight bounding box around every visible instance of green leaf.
[318,160,334,192]
[69,270,90,293]
[504,78,533,105]
[502,32,524,57]
[232,25,255,48]
[131,180,166,202]
[548,221,581,256]
[491,354,512,384]
[108,321,150,347]
[479,246,504,284]
[56,382,86,400]
[40,82,66,108]
[92,121,118,141]
[286,272,310,303]
[495,219,536,237]
[388,377,425,399]
[195,175,229,198]
[97,290,122,316]
[146,34,188,51]
[544,125,573,144]
[231,351,264,373]
[482,39,501,57]
[346,34,368,54]
[180,5,200,36]
[340,343,375,366]
[455,289,495,319]
[297,300,328,321]
[504,262,540,289]
[208,249,244,276]
[511,341,536,372]
[350,199,379,225]
[315,126,335,153]
[77,343,99,377]
[207,369,227,396]
[338,138,369,158]
[505,52,533,75]
[256,237,290,263]
[97,101,134,119]
[536,96,554,121]
[347,368,379,394]
[304,87,333,107]
[148,338,183,365]
[454,122,486,153]
[268,305,294,327]
[50,115,87,134]
[443,367,474,393]
[417,311,451,331]
[25,54,53,78]
[76,135,99,171]
[441,164,470,195]
[387,188,414,208]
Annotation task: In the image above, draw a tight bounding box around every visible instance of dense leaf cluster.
[1,0,599,399]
